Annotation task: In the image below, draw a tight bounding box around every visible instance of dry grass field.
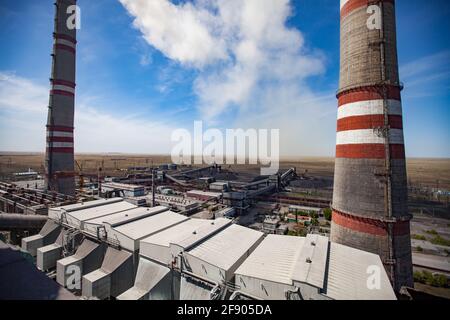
[0,152,449,189]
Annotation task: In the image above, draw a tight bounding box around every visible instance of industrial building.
[0,0,421,301]
[331,0,413,291]
[288,205,322,215]
[234,234,396,300]
[101,209,188,252]
[101,182,145,198]
[181,224,264,284]
[186,190,222,202]
[0,181,75,216]
[50,198,136,229]
[139,218,232,266]
[144,194,201,212]
[18,197,398,300]
[209,181,230,192]
[81,206,168,236]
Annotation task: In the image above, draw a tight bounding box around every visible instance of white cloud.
[400,50,450,81]
[120,0,227,68]
[139,52,152,66]
[120,0,326,119]
[399,50,450,98]
[0,71,175,154]
[0,71,49,113]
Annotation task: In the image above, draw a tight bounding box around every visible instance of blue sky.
[0,0,449,158]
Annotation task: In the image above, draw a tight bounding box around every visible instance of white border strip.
[340,0,350,10]
[52,84,75,94]
[47,142,74,148]
[337,129,404,145]
[47,131,74,138]
[55,38,76,49]
[338,100,402,119]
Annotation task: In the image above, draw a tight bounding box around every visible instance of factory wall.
[235,275,293,300]
[182,255,227,284]
[140,243,172,266]
[235,275,329,300]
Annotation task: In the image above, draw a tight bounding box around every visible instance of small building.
[214,207,236,218]
[159,164,169,170]
[101,182,145,198]
[276,225,288,235]
[186,190,222,202]
[210,181,229,192]
[262,217,280,234]
[199,177,215,184]
[160,188,174,195]
[288,205,321,216]
[286,213,312,225]
[12,168,38,180]
[146,194,201,212]
[222,191,249,214]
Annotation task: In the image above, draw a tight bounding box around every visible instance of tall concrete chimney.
[45,0,77,196]
[331,0,413,291]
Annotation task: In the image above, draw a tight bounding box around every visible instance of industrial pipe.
[0,214,47,230]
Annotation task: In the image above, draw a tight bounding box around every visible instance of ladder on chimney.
[373,0,397,288]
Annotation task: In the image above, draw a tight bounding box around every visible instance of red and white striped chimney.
[330,0,413,291]
[45,0,77,196]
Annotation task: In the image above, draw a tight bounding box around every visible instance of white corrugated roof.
[173,218,231,250]
[112,211,189,240]
[235,234,305,285]
[59,198,123,212]
[291,234,329,289]
[186,224,263,270]
[84,206,169,228]
[141,219,218,247]
[234,234,396,300]
[67,200,136,222]
[325,242,396,300]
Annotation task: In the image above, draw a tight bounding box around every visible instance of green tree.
[412,234,426,241]
[323,208,332,221]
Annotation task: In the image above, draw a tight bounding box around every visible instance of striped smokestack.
[330,0,413,291]
[45,0,77,196]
